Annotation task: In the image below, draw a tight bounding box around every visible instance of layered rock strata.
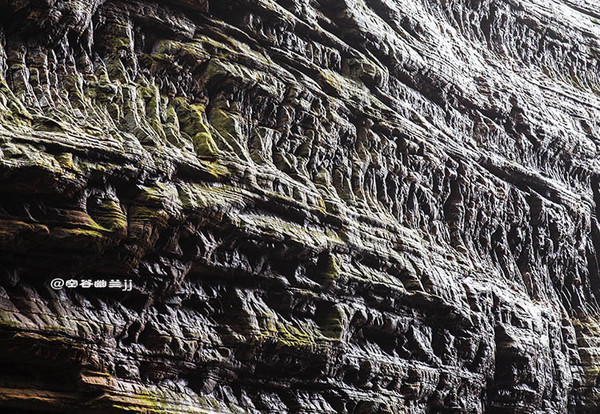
[1,0,600,412]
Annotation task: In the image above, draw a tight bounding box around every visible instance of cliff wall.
[1,0,600,412]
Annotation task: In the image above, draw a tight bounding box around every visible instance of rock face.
[1,0,600,412]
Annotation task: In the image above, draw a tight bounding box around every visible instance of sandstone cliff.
[1,0,600,413]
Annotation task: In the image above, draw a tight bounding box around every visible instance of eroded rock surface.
[0,0,600,412]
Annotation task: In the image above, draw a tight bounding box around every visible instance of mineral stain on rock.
[0,0,599,413]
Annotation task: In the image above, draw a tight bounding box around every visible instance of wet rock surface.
[0,0,599,412]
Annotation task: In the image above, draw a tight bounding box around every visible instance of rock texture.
[0,0,600,412]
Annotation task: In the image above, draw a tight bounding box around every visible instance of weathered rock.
[0,0,599,412]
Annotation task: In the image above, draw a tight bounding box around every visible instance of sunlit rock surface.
[1,0,600,412]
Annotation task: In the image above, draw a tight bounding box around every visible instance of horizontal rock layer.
[0,0,600,412]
